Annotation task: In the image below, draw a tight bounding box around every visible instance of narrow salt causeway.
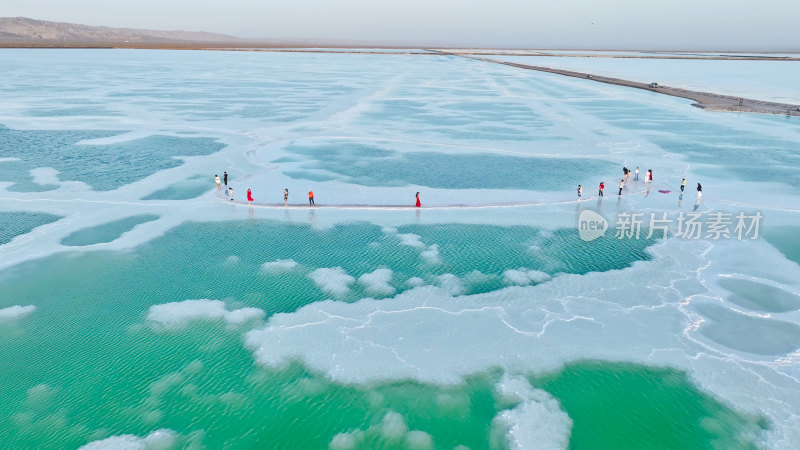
[0,48,798,449]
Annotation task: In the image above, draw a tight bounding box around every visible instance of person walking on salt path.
[649,170,653,183]
[681,178,686,192]
[415,192,421,207]
[619,179,624,195]
[228,187,234,201]
[308,188,315,206]
[599,181,604,197]
[284,189,289,206]
[623,167,629,183]
[223,171,228,186]
[577,185,582,199]
[247,188,254,205]
[635,167,639,181]
[215,174,221,190]
[697,183,703,198]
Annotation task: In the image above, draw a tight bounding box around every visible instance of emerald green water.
[535,362,766,450]
[0,219,764,448]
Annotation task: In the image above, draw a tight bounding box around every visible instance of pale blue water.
[142,175,213,200]
[286,141,616,190]
[0,211,62,245]
[0,48,799,449]
[0,126,225,191]
[61,215,160,246]
[496,55,800,103]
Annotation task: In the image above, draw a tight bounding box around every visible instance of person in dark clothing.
[223,171,228,186]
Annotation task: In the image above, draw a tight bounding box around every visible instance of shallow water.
[0,48,799,449]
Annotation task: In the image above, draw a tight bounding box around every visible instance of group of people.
[215,172,254,204]
[216,173,404,207]
[215,166,704,209]
[577,166,702,200]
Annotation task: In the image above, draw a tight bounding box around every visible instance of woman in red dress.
[415,192,421,207]
[247,188,254,205]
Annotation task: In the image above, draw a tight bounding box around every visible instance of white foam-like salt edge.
[146,299,264,327]
[260,259,299,273]
[380,411,409,439]
[329,431,363,449]
[405,430,434,449]
[420,244,441,264]
[0,304,36,320]
[2,103,800,274]
[493,374,572,450]
[397,233,425,248]
[358,268,395,296]
[0,51,799,448]
[78,429,177,450]
[308,267,356,298]
[503,269,552,286]
[29,167,62,186]
[328,411,432,449]
[407,277,426,287]
[388,230,441,265]
[435,273,463,296]
[244,237,800,448]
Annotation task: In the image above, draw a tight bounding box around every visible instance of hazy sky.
[4,0,800,49]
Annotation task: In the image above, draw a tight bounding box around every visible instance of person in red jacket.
[308,189,315,206]
[415,192,421,207]
[599,181,604,197]
[247,188,253,205]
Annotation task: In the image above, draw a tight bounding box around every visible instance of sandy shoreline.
[1,42,798,60]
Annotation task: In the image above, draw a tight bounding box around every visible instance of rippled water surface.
[0,48,798,449]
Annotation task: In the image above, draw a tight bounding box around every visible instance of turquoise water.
[361,99,554,141]
[61,215,160,246]
[0,211,62,245]
[0,159,59,192]
[570,99,800,187]
[142,175,212,200]
[287,142,617,190]
[0,219,653,447]
[0,49,799,448]
[0,126,225,191]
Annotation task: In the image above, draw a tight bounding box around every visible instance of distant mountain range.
[0,17,243,45]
